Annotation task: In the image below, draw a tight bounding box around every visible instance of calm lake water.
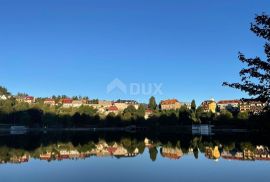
[0,131,269,182]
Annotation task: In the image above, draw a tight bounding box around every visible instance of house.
[144,109,153,119]
[44,98,56,106]
[217,100,240,112]
[240,99,267,114]
[72,100,83,107]
[160,147,183,160]
[114,100,139,111]
[98,100,112,107]
[0,95,7,100]
[182,102,192,110]
[205,146,220,160]
[24,96,35,104]
[16,96,35,104]
[113,100,139,111]
[115,99,138,105]
[113,102,129,111]
[201,99,217,113]
[61,98,73,108]
[106,105,119,115]
[160,99,181,110]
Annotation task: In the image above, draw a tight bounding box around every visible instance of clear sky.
[1,0,270,104]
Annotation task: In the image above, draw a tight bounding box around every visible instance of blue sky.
[1,0,269,104]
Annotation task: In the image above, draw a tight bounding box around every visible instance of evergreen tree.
[191,99,196,112]
[0,86,10,95]
[149,96,157,110]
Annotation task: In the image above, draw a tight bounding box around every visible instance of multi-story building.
[217,100,240,112]
[113,99,139,111]
[160,147,183,160]
[201,99,217,113]
[160,99,181,110]
[240,99,267,114]
[182,102,192,110]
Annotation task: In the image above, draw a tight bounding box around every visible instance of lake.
[0,131,269,182]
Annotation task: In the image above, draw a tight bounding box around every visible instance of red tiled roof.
[217,100,240,104]
[146,109,153,113]
[107,147,117,154]
[161,99,179,105]
[62,98,73,103]
[108,105,118,111]
[25,96,34,100]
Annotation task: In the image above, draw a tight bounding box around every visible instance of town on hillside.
[0,87,268,122]
[0,88,268,120]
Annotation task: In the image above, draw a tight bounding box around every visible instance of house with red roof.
[217,100,240,112]
[106,105,119,115]
[17,96,35,104]
[160,147,183,160]
[61,98,73,108]
[145,109,153,119]
[160,99,181,110]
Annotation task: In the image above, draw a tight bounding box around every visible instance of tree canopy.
[148,96,157,110]
[0,86,10,96]
[223,14,270,104]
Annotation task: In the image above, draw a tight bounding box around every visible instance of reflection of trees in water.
[0,132,270,164]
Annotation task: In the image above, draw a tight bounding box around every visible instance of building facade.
[239,99,267,114]
[217,100,240,112]
[160,99,181,110]
[201,99,217,113]
[44,98,56,106]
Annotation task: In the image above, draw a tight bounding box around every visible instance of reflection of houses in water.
[221,146,270,161]
[205,146,221,160]
[160,147,183,160]
[9,155,29,164]
[37,141,140,162]
[40,153,52,161]
[92,141,139,157]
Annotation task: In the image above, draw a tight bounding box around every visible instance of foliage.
[0,86,10,96]
[149,147,158,161]
[191,99,196,112]
[149,96,157,110]
[223,14,270,104]
[217,110,233,122]
[237,111,249,121]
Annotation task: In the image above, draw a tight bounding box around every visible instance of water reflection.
[0,132,270,164]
